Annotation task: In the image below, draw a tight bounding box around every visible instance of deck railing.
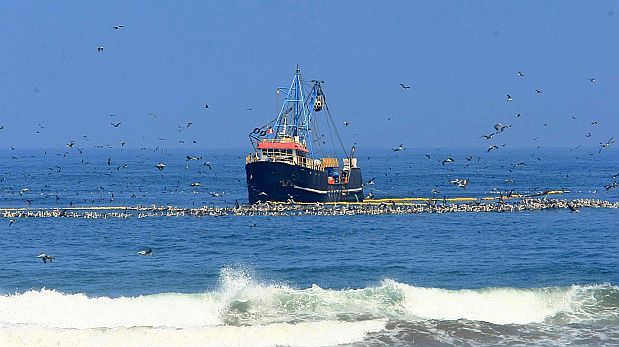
[246,154,322,171]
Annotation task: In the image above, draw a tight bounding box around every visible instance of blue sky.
[0,1,617,150]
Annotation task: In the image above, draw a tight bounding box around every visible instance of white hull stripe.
[293,185,363,194]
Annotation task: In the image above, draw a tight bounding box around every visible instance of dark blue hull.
[246,161,363,203]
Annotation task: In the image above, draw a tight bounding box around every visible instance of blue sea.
[0,147,617,346]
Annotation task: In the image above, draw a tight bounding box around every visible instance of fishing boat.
[245,66,363,203]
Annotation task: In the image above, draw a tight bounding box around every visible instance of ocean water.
[0,147,618,346]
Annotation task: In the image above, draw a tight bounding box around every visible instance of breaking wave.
[0,267,617,346]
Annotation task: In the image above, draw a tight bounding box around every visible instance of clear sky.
[0,1,617,150]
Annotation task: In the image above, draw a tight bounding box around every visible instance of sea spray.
[1,277,617,330]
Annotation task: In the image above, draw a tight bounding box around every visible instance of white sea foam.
[0,319,388,347]
[391,280,575,324]
[0,289,223,329]
[0,268,616,346]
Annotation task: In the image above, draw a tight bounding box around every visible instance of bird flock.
[349,72,617,199]
[0,24,616,240]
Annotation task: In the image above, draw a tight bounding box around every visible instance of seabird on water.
[567,203,580,213]
[155,163,166,170]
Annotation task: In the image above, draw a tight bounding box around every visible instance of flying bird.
[111,122,121,127]
[487,145,499,153]
[450,178,469,188]
[37,253,55,263]
[112,25,124,30]
[392,144,406,152]
[344,121,350,126]
[507,95,514,101]
[399,83,411,89]
[137,249,153,256]
[480,133,495,140]
[535,89,542,94]
[599,137,615,153]
[204,161,212,169]
[97,46,104,52]
[363,177,376,187]
[494,123,511,132]
[588,78,596,83]
[517,71,525,77]
[204,103,209,109]
[441,157,455,166]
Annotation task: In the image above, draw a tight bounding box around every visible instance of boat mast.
[272,65,313,152]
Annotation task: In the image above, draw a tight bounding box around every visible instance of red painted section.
[258,141,309,152]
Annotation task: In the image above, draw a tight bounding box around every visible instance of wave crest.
[0,268,616,331]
